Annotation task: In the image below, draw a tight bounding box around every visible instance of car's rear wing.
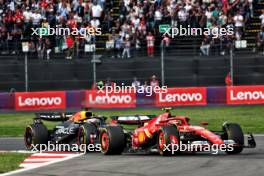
[35,112,75,121]
[110,115,156,124]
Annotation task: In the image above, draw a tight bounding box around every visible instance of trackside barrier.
[0,85,263,111]
[85,90,137,108]
[226,85,264,105]
[14,91,66,110]
[155,87,207,107]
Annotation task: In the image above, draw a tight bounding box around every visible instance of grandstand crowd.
[0,0,263,59]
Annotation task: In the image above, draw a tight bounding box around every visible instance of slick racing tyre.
[158,125,180,156]
[223,123,244,154]
[77,123,98,152]
[24,123,49,150]
[100,126,126,155]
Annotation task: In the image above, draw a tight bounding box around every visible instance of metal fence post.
[230,44,234,86]
[25,52,28,92]
[161,41,165,86]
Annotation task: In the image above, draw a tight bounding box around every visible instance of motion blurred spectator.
[132,77,140,87]
[162,34,170,52]
[105,77,115,87]
[37,37,52,60]
[92,1,103,18]
[150,75,159,87]
[106,35,115,58]
[146,32,155,57]
[66,35,75,59]
[115,35,123,58]
[0,0,258,57]
[122,37,131,58]
[200,36,211,56]
[233,11,244,33]
[257,27,264,55]
[225,72,232,86]
[260,11,264,28]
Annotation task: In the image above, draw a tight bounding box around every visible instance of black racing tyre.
[24,123,49,150]
[157,125,180,156]
[77,123,98,152]
[223,123,244,154]
[100,126,126,155]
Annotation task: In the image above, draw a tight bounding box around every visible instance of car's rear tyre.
[100,126,126,155]
[223,123,244,154]
[157,125,180,156]
[24,123,49,150]
[77,123,98,152]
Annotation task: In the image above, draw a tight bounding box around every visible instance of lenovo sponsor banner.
[15,91,66,110]
[85,90,136,108]
[155,87,207,106]
[226,85,264,104]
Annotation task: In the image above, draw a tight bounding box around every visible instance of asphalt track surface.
[1,136,264,176]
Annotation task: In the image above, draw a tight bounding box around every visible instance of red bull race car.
[24,110,106,151]
[99,108,256,156]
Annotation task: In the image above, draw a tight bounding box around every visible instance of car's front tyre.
[24,123,49,150]
[223,122,244,154]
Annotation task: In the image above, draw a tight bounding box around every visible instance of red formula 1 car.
[99,108,256,156]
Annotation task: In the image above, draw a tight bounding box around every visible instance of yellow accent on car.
[138,131,145,143]
[144,129,152,138]
[80,111,87,120]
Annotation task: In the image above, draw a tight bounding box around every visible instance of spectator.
[0,0,258,57]
[260,10,264,28]
[150,75,159,87]
[233,11,244,32]
[45,38,52,60]
[115,35,123,58]
[200,36,211,56]
[90,17,100,28]
[106,35,115,58]
[32,9,42,28]
[66,35,75,59]
[178,7,188,27]
[146,32,155,57]
[225,72,232,86]
[154,8,163,29]
[162,34,170,51]
[122,37,131,58]
[132,77,140,87]
[92,1,103,19]
[257,27,264,55]
[105,77,115,87]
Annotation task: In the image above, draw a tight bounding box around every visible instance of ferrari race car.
[24,111,106,151]
[99,108,256,156]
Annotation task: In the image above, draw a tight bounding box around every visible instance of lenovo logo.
[85,91,136,108]
[227,86,264,104]
[230,90,264,100]
[156,88,207,106]
[89,95,132,104]
[18,97,62,106]
[15,91,66,110]
[159,93,203,102]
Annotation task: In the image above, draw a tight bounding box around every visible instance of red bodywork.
[131,113,224,148]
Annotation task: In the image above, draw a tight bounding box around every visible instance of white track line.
[251,134,264,137]
[0,152,84,176]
